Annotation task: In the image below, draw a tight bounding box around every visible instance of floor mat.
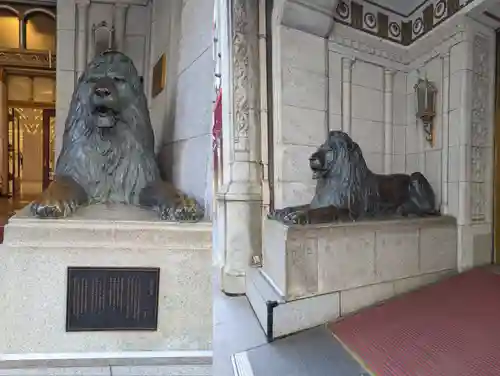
[330,268,500,376]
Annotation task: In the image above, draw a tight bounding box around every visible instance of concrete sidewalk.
[231,327,369,376]
[0,365,211,375]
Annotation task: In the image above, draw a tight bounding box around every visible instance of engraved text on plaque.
[66,267,160,331]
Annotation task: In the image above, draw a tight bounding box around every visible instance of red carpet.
[330,268,500,376]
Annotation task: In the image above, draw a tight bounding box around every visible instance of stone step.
[246,268,340,341]
[0,351,212,375]
[246,266,455,341]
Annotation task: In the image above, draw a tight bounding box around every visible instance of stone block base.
[0,204,212,355]
[263,216,457,300]
[247,216,458,340]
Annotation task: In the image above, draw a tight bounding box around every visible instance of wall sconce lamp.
[414,78,437,147]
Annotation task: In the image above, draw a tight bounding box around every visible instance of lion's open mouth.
[309,152,326,179]
[92,103,119,129]
[93,108,117,130]
[95,105,116,117]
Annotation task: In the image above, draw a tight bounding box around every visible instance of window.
[0,8,20,49]
[24,11,56,51]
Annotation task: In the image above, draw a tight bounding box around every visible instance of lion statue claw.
[31,51,204,222]
[269,131,438,225]
[30,177,87,218]
[282,211,309,225]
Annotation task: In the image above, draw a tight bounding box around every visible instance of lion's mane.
[310,131,373,214]
[310,131,434,218]
[55,51,160,205]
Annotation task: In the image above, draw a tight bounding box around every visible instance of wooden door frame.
[493,29,500,264]
[7,107,22,199]
[42,108,55,190]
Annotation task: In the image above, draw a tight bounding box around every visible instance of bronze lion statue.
[30,51,204,221]
[268,131,438,225]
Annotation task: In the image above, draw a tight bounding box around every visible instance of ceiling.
[3,0,56,5]
[2,0,151,5]
[468,0,500,30]
[368,0,427,16]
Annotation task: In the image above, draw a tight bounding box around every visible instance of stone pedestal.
[247,216,458,340]
[0,204,212,359]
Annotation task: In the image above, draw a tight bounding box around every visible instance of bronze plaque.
[151,54,166,98]
[66,267,160,331]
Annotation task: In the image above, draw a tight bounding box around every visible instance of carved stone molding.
[232,0,259,150]
[0,49,56,69]
[330,34,406,64]
[470,34,490,223]
[334,0,475,46]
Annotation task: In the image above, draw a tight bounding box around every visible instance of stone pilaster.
[453,20,496,271]
[114,4,129,52]
[76,0,89,73]
[216,0,262,294]
[440,52,450,215]
[341,57,354,135]
[383,69,395,174]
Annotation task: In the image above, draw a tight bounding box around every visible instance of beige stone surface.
[375,227,419,282]
[419,225,457,273]
[0,205,212,354]
[287,231,319,299]
[340,282,394,316]
[262,219,288,296]
[6,204,212,250]
[262,216,457,302]
[393,270,455,296]
[318,227,376,294]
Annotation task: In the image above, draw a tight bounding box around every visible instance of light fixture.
[414,77,437,147]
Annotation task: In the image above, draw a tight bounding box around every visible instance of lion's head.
[61,50,154,152]
[309,131,368,180]
[56,51,159,204]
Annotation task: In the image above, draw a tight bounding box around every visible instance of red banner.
[213,89,222,150]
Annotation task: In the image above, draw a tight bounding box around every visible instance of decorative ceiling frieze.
[334,0,475,45]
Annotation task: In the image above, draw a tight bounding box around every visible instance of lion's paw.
[159,198,204,222]
[268,207,294,221]
[30,197,78,218]
[282,211,309,225]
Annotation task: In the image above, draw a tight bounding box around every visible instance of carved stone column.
[383,69,395,174]
[216,0,262,294]
[454,24,495,271]
[0,68,7,196]
[114,4,129,52]
[341,57,354,135]
[76,0,90,73]
[440,52,450,215]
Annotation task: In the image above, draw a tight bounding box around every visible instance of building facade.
[213,0,500,295]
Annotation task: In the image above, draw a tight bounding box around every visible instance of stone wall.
[153,0,216,217]
[56,0,215,216]
[274,27,328,208]
[271,16,495,271]
[56,0,151,157]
